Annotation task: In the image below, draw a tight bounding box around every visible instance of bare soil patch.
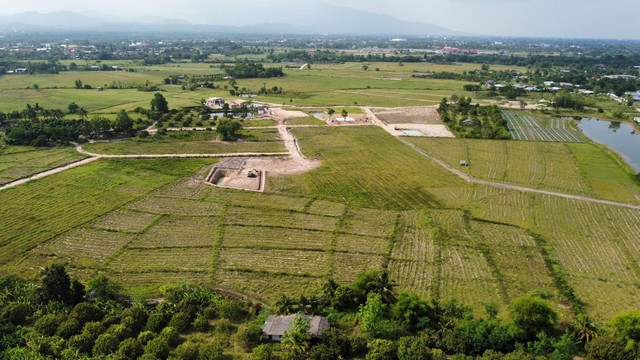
[373,106,441,124]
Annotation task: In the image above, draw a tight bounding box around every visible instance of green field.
[0,146,87,185]
[2,123,640,319]
[407,137,640,204]
[83,129,286,155]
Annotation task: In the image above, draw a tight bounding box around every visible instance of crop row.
[127,196,224,216]
[224,206,338,231]
[503,111,583,142]
[90,210,160,233]
[130,216,218,248]
[222,225,331,251]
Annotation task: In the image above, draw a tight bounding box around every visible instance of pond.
[577,118,640,172]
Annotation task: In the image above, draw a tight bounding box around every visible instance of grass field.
[407,137,640,204]
[0,146,87,185]
[83,129,286,155]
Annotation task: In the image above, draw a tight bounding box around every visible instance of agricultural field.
[82,128,287,155]
[0,146,87,185]
[407,137,640,204]
[502,110,584,142]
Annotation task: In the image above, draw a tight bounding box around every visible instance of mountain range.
[0,5,464,36]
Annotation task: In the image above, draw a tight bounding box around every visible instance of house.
[543,81,556,87]
[205,97,225,108]
[262,315,330,341]
[15,68,27,74]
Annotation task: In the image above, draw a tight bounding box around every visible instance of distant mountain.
[0,5,465,36]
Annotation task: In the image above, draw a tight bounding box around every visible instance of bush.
[203,305,218,320]
[92,333,120,356]
[82,321,106,339]
[175,341,200,360]
[169,311,192,332]
[144,336,170,359]
[137,330,155,345]
[115,338,144,359]
[218,299,248,321]
[215,318,234,335]
[160,326,180,346]
[121,305,148,333]
[236,324,263,351]
[70,302,103,324]
[34,313,64,336]
[193,315,210,332]
[105,323,132,341]
[146,312,168,332]
[4,302,33,325]
[56,317,82,338]
[68,332,95,354]
[199,341,224,360]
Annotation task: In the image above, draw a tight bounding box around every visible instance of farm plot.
[334,233,388,254]
[107,247,212,272]
[389,211,439,298]
[21,228,131,269]
[278,126,468,209]
[215,270,325,303]
[115,272,211,297]
[205,187,309,212]
[305,199,346,217]
[217,248,329,277]
[502,111,583,142]
[222,226,331,251]
[471,222,557,301]
[152,178,212,200]
[341,208,397,237]
[225,207,338,232]
[130,216,218,249]
[0,147,87,185]
[408,138,630,200]
[127,196,224,216]
[90,210,160,233]
[0,158,210,270]
[333,252,385,283]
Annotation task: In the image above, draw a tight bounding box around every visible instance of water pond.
[577,118,640,172]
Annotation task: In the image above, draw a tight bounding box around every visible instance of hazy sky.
[2,0,639,39]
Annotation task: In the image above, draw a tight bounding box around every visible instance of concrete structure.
[205,97,225,108]
[262,315,330,341]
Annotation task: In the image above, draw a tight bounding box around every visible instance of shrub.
[137,330,155,346]
[144,336,170,359]
[34,313,64,336]
[56,317,82,338]
[218,299,248,321]
[160,326,180,346]
[68,332,95,354]
[236,324,263,351]
[146,312,168,332]
[106,323,132,341]
[175,341,200,360]
[194,315,210,332]
[116,338,144,359]
[169,311,192,332]
[92,333,119,356]
[203,305,218,320]
[70,302,103,324]
[4,302,33,325]
[199,341,224,360]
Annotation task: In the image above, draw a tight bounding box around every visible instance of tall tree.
[150,92,169,114]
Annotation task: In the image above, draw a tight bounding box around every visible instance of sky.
[2,0,639,39]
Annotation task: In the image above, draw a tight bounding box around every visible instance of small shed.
[262,314,330,341]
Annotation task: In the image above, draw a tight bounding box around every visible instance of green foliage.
[217,299,249,321]
[3,302,33,325]
[56,317,82,338]
[216,118,243,141]
[223,61,284,79]
[146,312,169,333]
[92,333,120,356]
[115,338,144,360]
[366,338,396,360]
[250,344,276,360]
[282,315,312,358]
[160,326,181,347]
[359,293,386,335]
[585,334,637,360]
[508,295,558,340]
[193,314,210,332]
[144,336,171,359]
[609,310,640,345]
[198,341,225,360]
[236,323,264,351]
[150,92,169,114]
[38,264,84,305]
[70,302,104,325]
[87,275,122,302]
[392,292,434,333]
[34,313,65,336]
[175,341,200,360]
[137,330,155,346]
[169,311,193,332]
[397,335,435,360]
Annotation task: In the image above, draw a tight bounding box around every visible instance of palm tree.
[573,313,598,343]
[276,295,296,315]
[77,107,88,120]
[373,270,397,304]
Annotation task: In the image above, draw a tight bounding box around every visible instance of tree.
[38,264,84,305]
[625,95,635,107]
[508,295,558,340]
[327,108,335,120]
[113,110,133,135]
[572,313,598,343]
[77,107,89,120]
[365,339,396,360]
[397,335,435,360]
[609,310,640,351]
[362,65,369,71]
[75,80,83,89]
[87,275,121,302]
[216,118,243,141]
[150,92,169,114]
[359,293,385,335]
[90,116,111,139]
[281,315,311,358]
[341,109,348,118]
[68,102,80,115]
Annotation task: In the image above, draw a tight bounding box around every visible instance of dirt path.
[399,138,640,210]
[0,157,101,191]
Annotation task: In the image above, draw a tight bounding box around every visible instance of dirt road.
[0,157,101,191]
